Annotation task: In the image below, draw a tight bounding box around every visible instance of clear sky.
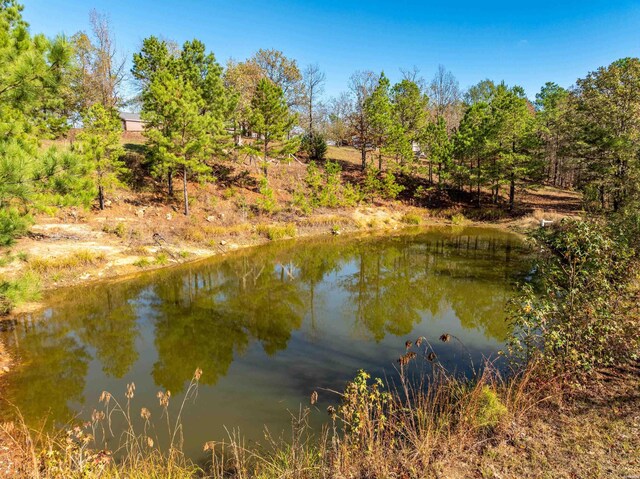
[22,0,640,101]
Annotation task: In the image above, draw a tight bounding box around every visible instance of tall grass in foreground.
[1,338,552,479]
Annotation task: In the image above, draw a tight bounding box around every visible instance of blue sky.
[22,0,640,101]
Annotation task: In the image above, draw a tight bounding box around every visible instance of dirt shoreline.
[4,211,535,317]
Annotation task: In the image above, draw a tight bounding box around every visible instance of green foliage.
[574,58,640,211]
[339,370,391,438]
[300,132,327,161]
[248,78,298,175]
[509,218,639,373]
[256,223,297,240]
[256,176,278,214]
[0,2,76,245]
[301,160,361,211]
[0,271,41,315]
[33,147,94,208]
[77,104,126,209]
[363,167,404,201]
[365,72,394,169]
[401,213,422,225]
[451,213,466,225]
[423,117,454,184]
[137,37,227,214]
[474,386,508,429]
[0,208,31,246]
[0,1,74,140]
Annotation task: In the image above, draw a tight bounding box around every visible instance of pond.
[0,226,530,461]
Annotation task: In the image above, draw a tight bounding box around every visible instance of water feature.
[0,226,530,460]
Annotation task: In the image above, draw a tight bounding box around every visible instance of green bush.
[256,176,278,214]
[451,213,466,225]
[381,171,405,199]
[474,386,508,429]
[0,208,31,246]
[300,133,327,161]
[302,160,361,211]
[256,223,297,240]
[363,167,404,201]
[509,218,639,373]
[0,272,41,315]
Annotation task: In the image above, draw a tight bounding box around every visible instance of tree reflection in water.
[0,227,529,444]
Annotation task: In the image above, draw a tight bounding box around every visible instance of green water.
[0,226,529,460]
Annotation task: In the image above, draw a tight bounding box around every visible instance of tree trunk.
[98,184,105,210]
[509,172,515,210]
[168,168,174,196]
[361,145,367,171]
[476,156,481,206]
[263,141,269,177]
[182,166,189,216]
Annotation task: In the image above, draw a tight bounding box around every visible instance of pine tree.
[574,58,640,211]
[0,0,74,244]
[144,70,218,215]
[248,78,297,176]
[137,38,227,213]
[365,72,393,170]
[77,104,125,210]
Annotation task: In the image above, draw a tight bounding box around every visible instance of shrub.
[381,171,404,200]
[474,386,508,429]
[256,176,278,214]
[509,218,640,373]
[0,272,41,315]
[133,257,151,268]
[154,252,169,265]
[0,209,31,246]
[363,167,404,201]
[300,133,327,161]
[302,160,361,211]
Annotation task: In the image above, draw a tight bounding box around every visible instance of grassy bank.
[3,357,638,478]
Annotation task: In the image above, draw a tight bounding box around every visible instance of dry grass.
[2,355,638,478]
[298,214,356,227]
[182,223,252,243]
[256,223,297,240]
[28,250,107,275]
[400,212,423,225]
[325,145,362,164]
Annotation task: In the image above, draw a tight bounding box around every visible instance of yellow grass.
[28,250,107,274]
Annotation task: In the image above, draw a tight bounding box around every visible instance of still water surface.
[0,227,529,459]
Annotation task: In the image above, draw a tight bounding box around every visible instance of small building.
[119,112,145,132]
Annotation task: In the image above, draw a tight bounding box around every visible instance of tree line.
[1,0,640,244]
